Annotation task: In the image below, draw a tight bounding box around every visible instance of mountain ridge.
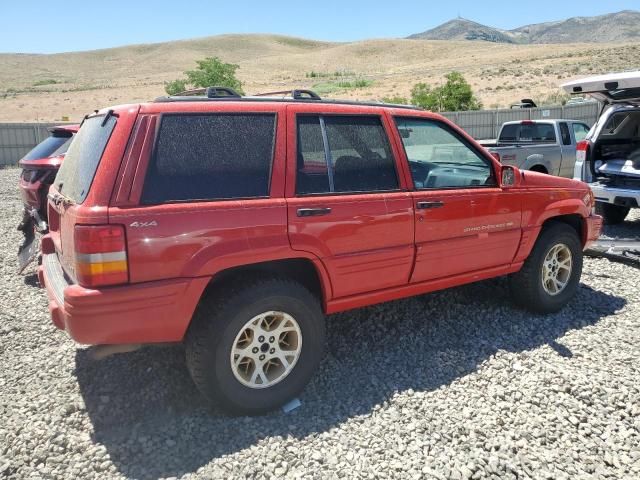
[408,10,640,44]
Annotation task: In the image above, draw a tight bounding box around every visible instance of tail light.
[576,140,590,163]
[74,225,128,287]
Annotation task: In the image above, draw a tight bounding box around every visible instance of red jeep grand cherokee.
[39,88,602,414]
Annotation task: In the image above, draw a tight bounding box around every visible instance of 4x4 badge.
[129,221,158,228]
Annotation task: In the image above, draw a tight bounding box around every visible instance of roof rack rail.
[205,86,242,98]
[171,86,242,98]
[253,89,321,100]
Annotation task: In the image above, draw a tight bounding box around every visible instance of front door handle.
[416,201,444,210]
[297,207,332,217]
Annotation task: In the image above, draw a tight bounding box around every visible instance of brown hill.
[1,34,639,122]
[408,10,640,44]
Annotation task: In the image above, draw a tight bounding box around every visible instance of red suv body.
[39,91,602,413]
[17,125,79,271]
[18,125,79,223]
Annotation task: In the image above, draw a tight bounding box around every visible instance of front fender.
[535,197,590,226]
[513,195,590,263]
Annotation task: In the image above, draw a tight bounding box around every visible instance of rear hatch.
[19,126,77,170]
[47,107,136,283]
[563,72,640,184]
[589,106,640,184]
[562,71,640,105]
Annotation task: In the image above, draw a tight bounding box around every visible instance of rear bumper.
[39,253,209,345]
[584,213,603,250]
[590,183,640,208]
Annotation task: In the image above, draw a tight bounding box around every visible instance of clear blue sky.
[0,1,637,53]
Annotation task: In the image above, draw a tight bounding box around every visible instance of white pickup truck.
[480,119,591,178]
[563,71,640,224]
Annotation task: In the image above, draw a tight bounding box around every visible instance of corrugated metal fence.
[0,102,601,166]
[0,123,70,167]
[440,102,600,140]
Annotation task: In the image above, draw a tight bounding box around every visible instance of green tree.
[410,83,438,110]
[164,57,244,95]
[164,79,187,96]
[410,72,481,112]
[438,72,482,111]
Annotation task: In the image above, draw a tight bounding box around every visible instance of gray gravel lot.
[0,166,639,480]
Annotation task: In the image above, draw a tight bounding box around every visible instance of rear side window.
[296,115,398,194]
[499,123,557,143]
[22,133,73,161]
[54,115,116,203]
[142,114,276,204]
[559,122,571,145]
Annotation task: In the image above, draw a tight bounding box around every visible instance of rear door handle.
[297,207,332,217]
[416,201,444,210]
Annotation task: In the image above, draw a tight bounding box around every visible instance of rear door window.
[54,115,116,203]
[141,114,276,204]
[296,115,398,194]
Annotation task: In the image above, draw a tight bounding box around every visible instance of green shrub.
[165,57,244,95]
[410,72,481,112]
[164,79,187,95]
[381,96,409,105]
[33,79,58,86]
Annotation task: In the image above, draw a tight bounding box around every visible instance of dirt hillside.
[1,34,638,122]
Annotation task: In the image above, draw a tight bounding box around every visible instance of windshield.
[54,115,116,203]
[22,134,73,161]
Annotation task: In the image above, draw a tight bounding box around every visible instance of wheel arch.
[201,256,332,310]
[514,202,589,264]
[529,164,549,174]
[523,154,551,174]
[541,214,585,246]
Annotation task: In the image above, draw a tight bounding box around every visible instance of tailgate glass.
[499,123,556,144]
[54,115,116,203]
[22,133,73,161]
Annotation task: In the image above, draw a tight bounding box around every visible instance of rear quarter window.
[54,116,116,203]
[141,113,276,204]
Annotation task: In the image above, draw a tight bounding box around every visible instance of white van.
[563,71,640,224]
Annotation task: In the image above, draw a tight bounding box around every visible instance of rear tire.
[595,202,629,225]
[509,222,583,314]
[185,276,325,415]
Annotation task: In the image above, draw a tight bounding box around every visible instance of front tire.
[595,202,629,225]
[509,222,583,313]
[185,277,325,415]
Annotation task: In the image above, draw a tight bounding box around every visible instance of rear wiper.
[101,109,118,126]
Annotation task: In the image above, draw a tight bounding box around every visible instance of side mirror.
[501,165,520,188]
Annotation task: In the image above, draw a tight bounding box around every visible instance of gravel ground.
[1,166,639,480]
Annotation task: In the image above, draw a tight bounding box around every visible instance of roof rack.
[172,86,242,98]
[253,89,322,100]
[153,86,422,111]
